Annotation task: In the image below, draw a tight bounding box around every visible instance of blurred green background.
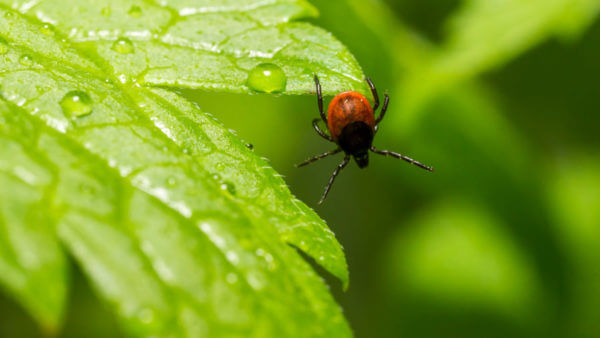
[2,0,600,337]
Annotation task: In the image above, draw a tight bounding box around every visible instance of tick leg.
[295,148,341,168]
[370,146,434,172]
[318,155,350,204]
[366,77,380,111]
[314,75,327,123]
[313,118,334,142]
[375,92,389,126]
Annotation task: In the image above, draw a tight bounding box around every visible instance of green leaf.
[2,0,367,95]
[1,1,351,286]
[434,0,600,82]
[547,157,600,335]
[548,157,600,260]
[0,6,351,336]
[0,117,68,332]
[386,201,542,318]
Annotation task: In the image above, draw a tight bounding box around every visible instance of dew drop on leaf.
[264,253,276,270]
[246,271,266,290]
[167,176,177,187]
[226,273,238,284]
[211,173,221,181]
[246,63,286,93]
[220,181,236,195]
[245,143,254,150]
[128,6,142,18]
[112,38,134,54]
[39,23,55,36]
[60,90,93,118]
[19,54,33,66]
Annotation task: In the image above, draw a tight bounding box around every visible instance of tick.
[297,75,434,204]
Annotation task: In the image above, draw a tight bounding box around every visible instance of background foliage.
[1,0,600,337]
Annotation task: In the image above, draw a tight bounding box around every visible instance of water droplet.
[19,54,33,66]
[265,253,274,264]
[211,173,221,181]
[101,7,111,16]
[39,23,55,36]
[245,143,254,150]
[112,37,134,54]
[226,273,238,284]
[128,5,142,17]
[116,73,129,84]
[215,163,225,171]
[0,38,8,55]
[246,272,266,290]
[220,181,236,195]
[60,91,93,118]
[264,253,276,270]
[246,63,286,93]
[255,248,265,257]
[167,176,177,187]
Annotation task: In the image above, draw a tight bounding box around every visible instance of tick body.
[297,75,434,204]
[327,91,375,168]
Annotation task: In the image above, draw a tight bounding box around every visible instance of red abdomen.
[327,91,374,141]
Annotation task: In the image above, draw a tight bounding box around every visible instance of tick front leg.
[314,75,327,123]
[295,148,341,168]
[312,118,334,142]
[370,146,434,172]
[318,155,350,204]
[375,92,389,126]
[366,77,380,111]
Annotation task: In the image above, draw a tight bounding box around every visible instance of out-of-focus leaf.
[0,123,68,332]
[433,0,600,83]
[548,156,600,336]
[548,157,600,258]
[339,0,600,126]
[386,201,542,318]
[1,0,367,95]
[0,7,351,336]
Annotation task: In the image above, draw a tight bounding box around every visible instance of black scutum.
[338,121,373,156]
